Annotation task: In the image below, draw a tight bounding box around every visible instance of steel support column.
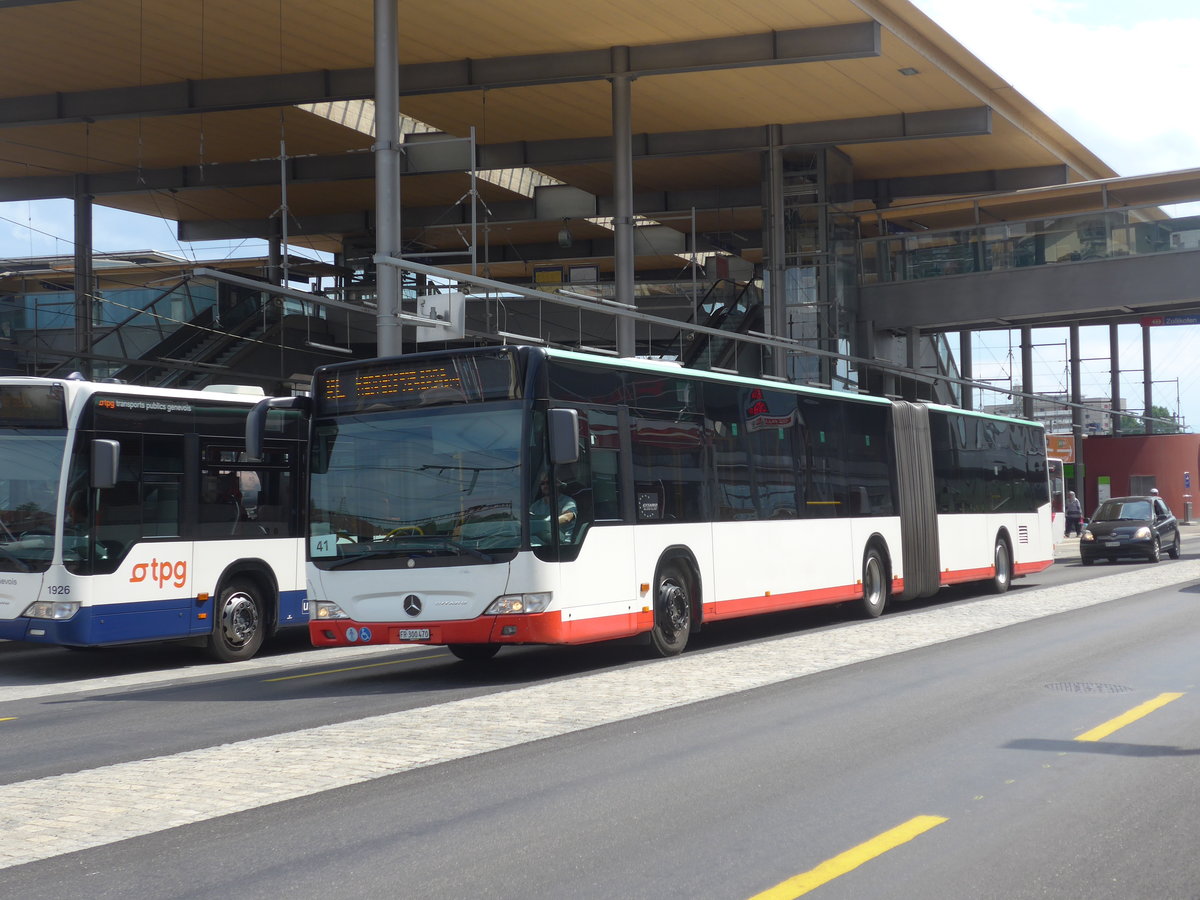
[267,231,282,286]
[766,126,787,378]
[1020,327,1034,419]
[1070,325,1083,498]
[1109,323,1122,435]
[611,47,636,356]
[72,178,93,378]
[1143,324,1153,434]
[373,0,402,357]
[958,330,973,410]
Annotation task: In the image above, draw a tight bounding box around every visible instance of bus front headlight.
[485,592,552,615]
[24,601,80,620]
[313,600,349,620]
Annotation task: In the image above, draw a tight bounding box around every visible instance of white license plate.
[398,628,431,641]
[1105,541,1121,548]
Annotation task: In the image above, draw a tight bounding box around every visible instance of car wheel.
[990,538,1012,594]
[854,547,888,619]
[207,578,266,662]
[1147,536,1161,563]
[1167,530,1181,560]
[650,562,692,657]
[1080,556,1094,566]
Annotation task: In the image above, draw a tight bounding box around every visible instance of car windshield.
[0,431,68,573]
[309,404,523,565]
[1092,499,1152,522]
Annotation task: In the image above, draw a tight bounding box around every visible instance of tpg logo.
[129,559,188,589]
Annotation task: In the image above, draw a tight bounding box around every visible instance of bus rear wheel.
[448,643,500,662]
[990,539,1013,594]
[207,578,265,662]
[650,563,692,657]
[855,547,888,618]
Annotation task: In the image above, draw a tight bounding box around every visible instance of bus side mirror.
[246,395,311,461]
[91,439,120,489]
[548,408,579,465]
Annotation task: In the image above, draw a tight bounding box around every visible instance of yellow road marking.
[748,815,948,899]
[264,653,447,682]
[1075,692,1184,742]
[0,717,15,723]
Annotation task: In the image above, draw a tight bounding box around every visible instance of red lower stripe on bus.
[703,584,862,621]
[940,558,1054,587]
[939,567,996,586]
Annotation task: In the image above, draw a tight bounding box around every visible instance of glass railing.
[860,207,1200,285]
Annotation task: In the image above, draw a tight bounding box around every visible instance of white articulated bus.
[252,346,1053,661]
[0,376,307,661]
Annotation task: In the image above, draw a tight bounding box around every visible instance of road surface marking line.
[263,653,447,681]
[1075,692,1184,742]
[748,815,948,899]
[0,717,14,723]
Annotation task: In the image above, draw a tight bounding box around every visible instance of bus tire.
[856,547,888,618]
[650,562,692,657]
[207,578,265,662]
[448,643,500,662]
[990,538,1013,594]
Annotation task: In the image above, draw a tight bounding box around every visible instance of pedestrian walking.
[1065,490,1083,537]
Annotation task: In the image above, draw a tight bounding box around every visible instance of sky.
[1,1,1199,429]
[910,0,1200,431]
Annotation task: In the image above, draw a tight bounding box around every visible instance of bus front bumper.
[310,608,647,648]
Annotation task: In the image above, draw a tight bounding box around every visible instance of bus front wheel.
[650,563,692,657]
[207,578,266,662]
[448,643,500,662]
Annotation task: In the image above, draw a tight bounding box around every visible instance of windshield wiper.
[323,537,493,568]
[398,536,494,563]
[323,546,412,569]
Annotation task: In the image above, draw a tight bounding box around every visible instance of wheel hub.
[220,592,259,647]
[658,581,689,637]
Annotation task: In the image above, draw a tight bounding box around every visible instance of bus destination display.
[317,353,520,414]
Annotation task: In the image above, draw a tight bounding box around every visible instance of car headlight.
[313,600,349,620]
[23,600,80,620]
[1133,526,1152,540]
[485,592,552,615]
[1081,531,1094,542]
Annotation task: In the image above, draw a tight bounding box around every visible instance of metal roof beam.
[0,23,880,128]
[0,107,989,202]
[176,184,764,242]
[854,165,1070,202]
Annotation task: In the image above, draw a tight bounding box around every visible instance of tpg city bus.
[252,346,1053,660]
[0,376,306,661]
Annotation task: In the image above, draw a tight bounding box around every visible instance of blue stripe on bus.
[7,591,309,647]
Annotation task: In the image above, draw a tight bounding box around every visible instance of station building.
[1,0,1198,502]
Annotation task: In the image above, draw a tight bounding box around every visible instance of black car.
[1080,495,1181,565]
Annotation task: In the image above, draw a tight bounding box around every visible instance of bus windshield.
[0,431,68,573]
[310,404,524,565]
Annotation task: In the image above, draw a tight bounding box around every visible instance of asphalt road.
[2,538,1200,899]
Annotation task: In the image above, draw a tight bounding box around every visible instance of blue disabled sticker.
[345,627,358,642]
[359,627,373,642]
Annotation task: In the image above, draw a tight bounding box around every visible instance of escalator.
[679,279,766,376]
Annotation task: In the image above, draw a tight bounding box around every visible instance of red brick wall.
[1080,433,1200,518]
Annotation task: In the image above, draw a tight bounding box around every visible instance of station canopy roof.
[3,0,1189,278]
